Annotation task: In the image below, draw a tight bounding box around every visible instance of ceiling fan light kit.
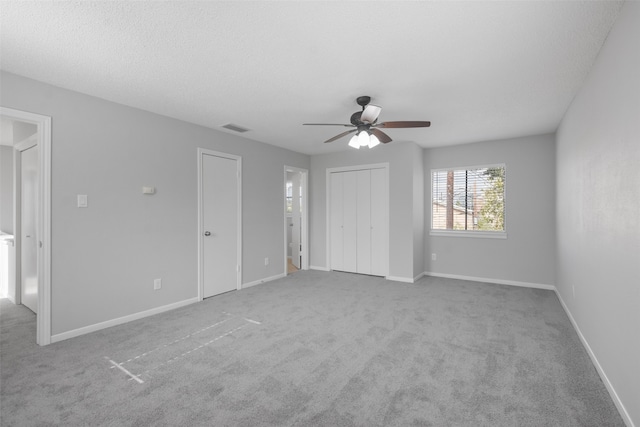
[368,133,381,148]
[347,130,381,149]
[304,96,431,149]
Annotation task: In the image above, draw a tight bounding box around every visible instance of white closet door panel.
[330,173,344,271]
[356,170,371,274]
[370,168,388,276]
[342,171,358,272]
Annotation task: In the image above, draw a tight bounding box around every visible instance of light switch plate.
[77,194,88,208]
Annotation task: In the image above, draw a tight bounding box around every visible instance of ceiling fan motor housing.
[350,111,364,125]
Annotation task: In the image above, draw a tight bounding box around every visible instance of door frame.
[283,166,309,273]
[325,163,389,276]
[1,107,52,346]
[197,148,242,300]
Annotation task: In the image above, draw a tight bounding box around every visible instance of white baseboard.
[423,271,555,291]
[242,272,286,289]
[386,275,415,283]
[51,297,199,343]
[555,290,634,427]
[413,272,426,282]
[309,265,330,271]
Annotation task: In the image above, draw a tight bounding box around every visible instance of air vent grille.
[221,123,250,133]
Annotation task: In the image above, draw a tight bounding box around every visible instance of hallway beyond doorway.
[287,258,299,274]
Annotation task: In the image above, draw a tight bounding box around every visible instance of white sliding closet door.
[342,172,358,272]
[330,172,344,271]
[370,168,387,276]
[356,170,372,275]
[330,166,388,277]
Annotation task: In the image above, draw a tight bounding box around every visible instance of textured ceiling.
[0,1,623,155]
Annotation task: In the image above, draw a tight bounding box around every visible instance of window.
[286,181,293,214]
[286,181,302,214]
[431,165,505,236]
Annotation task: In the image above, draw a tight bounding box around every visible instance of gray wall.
[556,1,639,424]
[0,71,309,335]
[0,145,13,233]
[424,134,556,286]
[310,142,420,280]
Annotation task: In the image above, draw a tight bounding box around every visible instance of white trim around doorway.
[283,166,309,275]
[1,106,52,346]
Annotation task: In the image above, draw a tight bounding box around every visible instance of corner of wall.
[554,2,639,424]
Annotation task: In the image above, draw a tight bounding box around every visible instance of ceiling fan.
[303,96,431,149]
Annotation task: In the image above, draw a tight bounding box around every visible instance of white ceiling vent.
[221,123,250,133]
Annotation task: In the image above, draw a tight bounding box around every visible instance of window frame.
[429,163,507,239]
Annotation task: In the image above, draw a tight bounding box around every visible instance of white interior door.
[21,144,38,314]
[202,153,239,298]
[291,172,301,269]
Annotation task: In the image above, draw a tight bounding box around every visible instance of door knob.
[204,231,211,236]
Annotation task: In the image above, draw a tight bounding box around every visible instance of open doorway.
[0,107,52,346]
[284,166,308,275]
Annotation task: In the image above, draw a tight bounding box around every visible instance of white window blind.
[431,165,505,233]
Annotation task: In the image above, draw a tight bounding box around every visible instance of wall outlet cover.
[77,194,88,208]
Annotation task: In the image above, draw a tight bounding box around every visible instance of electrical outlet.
[77,194,88,208]
[432,253,437,261]
[264,257,269,266]
[154,278,162,290]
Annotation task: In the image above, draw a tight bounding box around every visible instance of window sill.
[429,230,507,239]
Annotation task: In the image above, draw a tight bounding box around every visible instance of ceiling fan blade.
[360,104,382,124]
[324,129,357,143]
[371,128,392,144]
[375,121,431,128]
[303,123,354,127]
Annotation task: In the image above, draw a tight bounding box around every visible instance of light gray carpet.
[0,271,624,426]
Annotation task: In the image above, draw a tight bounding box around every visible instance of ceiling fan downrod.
[356,95,371,109]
